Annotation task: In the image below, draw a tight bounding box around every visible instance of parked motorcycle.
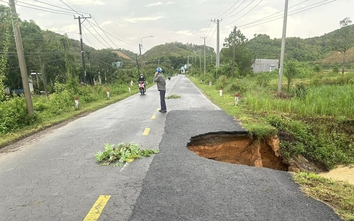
[138,81,146,95]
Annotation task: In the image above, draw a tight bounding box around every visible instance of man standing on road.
[154,67,167,113]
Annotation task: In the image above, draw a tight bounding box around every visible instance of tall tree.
[332,17,353,74]
[0,5,11,99]
[221,29,255,77]
[284,60,299,91]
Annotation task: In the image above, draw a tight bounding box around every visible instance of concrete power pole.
[232,26,237,78]
[211,19,222,68]
[9,0,34,115]
[277,0,289,95]
[74,15,90,83]
[201,37,206,75]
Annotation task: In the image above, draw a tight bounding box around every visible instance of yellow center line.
[83,195,111,221]
[151,115,156,119]
[143,128,150,135]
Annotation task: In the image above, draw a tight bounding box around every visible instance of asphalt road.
[0,75,342,221]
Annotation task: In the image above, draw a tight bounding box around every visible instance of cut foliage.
[95,143,159,167]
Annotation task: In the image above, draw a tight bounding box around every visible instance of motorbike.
[138,81,146,95]
[168,75,171,80]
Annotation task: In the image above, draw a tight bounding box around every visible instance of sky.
[2,0,353,55]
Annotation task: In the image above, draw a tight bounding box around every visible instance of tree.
[0,5,11,99]
[220,29,255,77]
[332,17,353,74]
[284,60,299,91]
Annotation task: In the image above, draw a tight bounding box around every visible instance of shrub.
[0,96,37,135]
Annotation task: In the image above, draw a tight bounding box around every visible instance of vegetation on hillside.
[246,22,354,66]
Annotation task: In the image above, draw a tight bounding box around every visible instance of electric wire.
[223,0,256,20]
[91,17,119,49]
[59,0,86,16]
[203,21,214,38]
[33,0,86,14]
[238,0,335,29]
[82,23,110,49]
[88,17,137,47]
[215,0,241,18]
[14,0,75,16]
[85,20,113,48]
[232,0,308,28]
[220,0,247,19]
[224,0,264,26]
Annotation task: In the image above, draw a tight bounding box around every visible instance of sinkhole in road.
[187,132,289,171]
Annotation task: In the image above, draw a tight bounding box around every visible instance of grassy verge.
[293,172,354,221]
[0,87,139,148]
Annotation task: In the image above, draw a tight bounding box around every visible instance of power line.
[59,0,87,16]
[13,0,75,16]
[221,0,247,19]
[233,0,308,27]
[236,0,335,29]
[32,0,86,14]
[215,0,241,18]
[88,17,136,47]
[203,21,214,38]
[223,0,256,20]
[90,18,119,48]
[82,22,110,49]
[225,0,264,26]
[86,20,113,48]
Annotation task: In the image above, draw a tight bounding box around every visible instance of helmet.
[156,67,162,73]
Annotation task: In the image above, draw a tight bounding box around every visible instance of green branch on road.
[95,143,159,167]
[166,94,181,99]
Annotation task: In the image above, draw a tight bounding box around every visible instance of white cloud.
[100,20,113,27]
[73,0,106,6]
[50,24,78,34]
[124,16,164,23]
[175,30,194,36]
[146,1,173,7]
[146,2,163,7]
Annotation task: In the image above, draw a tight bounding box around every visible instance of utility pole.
[232,26,237,78]
[277,0,289,95]
[39,56,49,99]
[9,0,34,115]
[211,19,222,68]
[199,51,202,73]
[201,37,206,75]
[74,15,91,83]
[135,54,140,75]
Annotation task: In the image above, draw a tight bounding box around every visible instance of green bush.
[0,96,37,135]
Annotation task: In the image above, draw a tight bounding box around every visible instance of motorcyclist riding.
[138,74,146,92]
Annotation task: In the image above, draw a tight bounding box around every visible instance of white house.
[252,59,279,73]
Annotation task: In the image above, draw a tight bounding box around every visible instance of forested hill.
[246,24,354,62]
[144,42,214,61]
[142,42,215,69]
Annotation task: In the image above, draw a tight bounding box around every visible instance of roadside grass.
[188,74,354,221]
[293,172,354,221]
[0,86,139,148]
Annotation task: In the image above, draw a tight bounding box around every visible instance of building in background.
[252,59,279,73]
